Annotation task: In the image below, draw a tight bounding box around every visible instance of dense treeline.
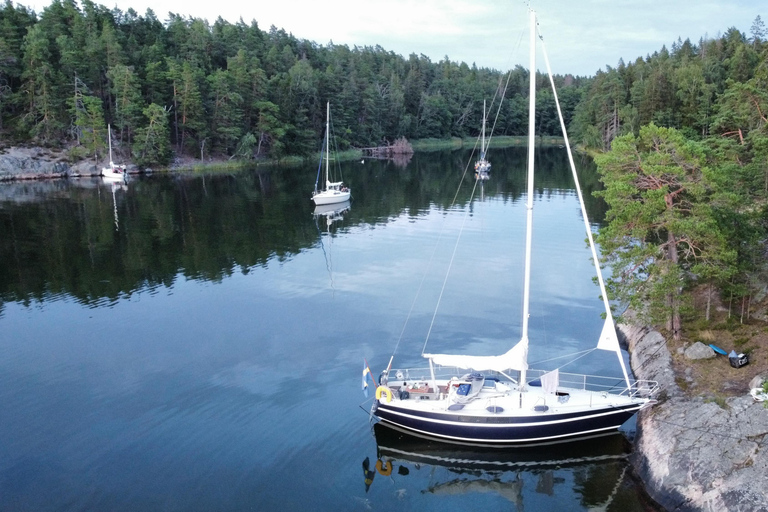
[0,0,585,167]
[579,17,768,338]
[571,18,767,149]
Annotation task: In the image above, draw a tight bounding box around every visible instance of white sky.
[22,0,765,76]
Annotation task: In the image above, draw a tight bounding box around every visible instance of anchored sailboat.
[312,103,351,205]
[474,99,491,180]
[101,124,126,182]
[369,9,658,447]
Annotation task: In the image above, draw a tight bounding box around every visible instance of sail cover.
[423,337,528,372]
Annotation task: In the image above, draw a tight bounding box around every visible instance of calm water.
[0,148,659,511]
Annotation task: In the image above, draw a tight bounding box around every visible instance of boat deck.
[381,377,653,418]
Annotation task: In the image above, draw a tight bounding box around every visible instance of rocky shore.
[0,146,139,181]
[621,320,768,512]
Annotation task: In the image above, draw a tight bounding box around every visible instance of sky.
[22,0,766,76]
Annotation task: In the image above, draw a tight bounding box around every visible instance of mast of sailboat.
[325,102,330,189]
[481,99,486,158]
[107,124,113,167]
[519,8,537,391]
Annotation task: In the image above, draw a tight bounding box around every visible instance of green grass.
[410,138,465,151]
[704,395,730,410]
[162,136,570,172]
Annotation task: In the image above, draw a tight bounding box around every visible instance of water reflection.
[313,200,351,232]
[0,147,605,308]
[110,180,128,231]
[366,423,649,511]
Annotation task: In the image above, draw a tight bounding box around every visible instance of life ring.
[375,386,392,402]
[376,459,393,476]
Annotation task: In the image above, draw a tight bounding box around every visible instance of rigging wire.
[421,176,481,355]
[385,6,532,366]
[387,154,479,362]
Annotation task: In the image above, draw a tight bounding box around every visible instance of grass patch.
[410,138,465,151]
[675,376,690,392]
[704,395,730,410]
[733,337,750,348]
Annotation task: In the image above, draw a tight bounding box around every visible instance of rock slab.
[621,321,768,511]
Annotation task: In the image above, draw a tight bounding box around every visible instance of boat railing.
[384,367,658,398]
[619,379,660,399]
[525,369,657,396]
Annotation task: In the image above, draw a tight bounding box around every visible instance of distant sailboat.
[101,124,126,182]
[312,103,351,205]
[474,99,491,180]
[368,9,658,447]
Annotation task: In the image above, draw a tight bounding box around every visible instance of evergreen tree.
[595,124,733,339]
[20,23,65,142]
[206,68,243,154]
[72,93,106,161]
[132,102,170,166]
[106,63,144,143]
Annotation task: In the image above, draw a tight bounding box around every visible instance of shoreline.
[621,319,768,511]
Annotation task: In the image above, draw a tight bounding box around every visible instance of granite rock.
[620,320,768,512]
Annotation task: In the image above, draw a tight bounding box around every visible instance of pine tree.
[595,124,733,339]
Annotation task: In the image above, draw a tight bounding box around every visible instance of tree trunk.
[667,230,681,340]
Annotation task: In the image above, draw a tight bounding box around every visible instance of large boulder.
[684,341,716,360]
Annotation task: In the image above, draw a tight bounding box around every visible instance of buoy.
[376,459,392,476]
[375,386,392,402]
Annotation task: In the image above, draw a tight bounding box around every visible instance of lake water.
[0,148,660,511]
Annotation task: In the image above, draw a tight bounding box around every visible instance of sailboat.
[474,99,491,180]
[369,9,658,447]
[312,103,351,205]
[101,124,126,182]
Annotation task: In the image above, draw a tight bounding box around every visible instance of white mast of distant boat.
[325,102,330,190]
[102,124,126,181]
[481,99,487,159]
[108,124,113,169]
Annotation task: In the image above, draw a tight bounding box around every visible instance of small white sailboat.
[474,99,491,180]
[101,124,126,182]
[369,9,658,447]
[312,103,351,205]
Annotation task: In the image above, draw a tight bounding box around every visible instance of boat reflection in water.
[313,199,351,231]
[366,422,644,510]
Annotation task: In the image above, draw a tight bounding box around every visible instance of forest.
[0,1,763,164]
[0,0,767,335]
[1,0,588,166]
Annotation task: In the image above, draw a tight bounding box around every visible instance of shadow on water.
[364,422,661,511]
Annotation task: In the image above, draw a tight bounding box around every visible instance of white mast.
[108,124,113,167]
[519,9,537,390]
[481,99,486,157]
[325,102,330,189]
